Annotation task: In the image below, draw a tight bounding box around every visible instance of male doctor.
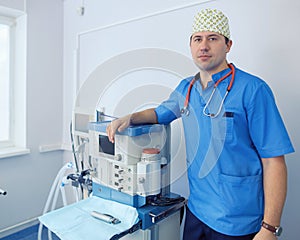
[107,9,294,240]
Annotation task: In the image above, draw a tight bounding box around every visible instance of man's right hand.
[106,108,157,143]
[106,114,132,143]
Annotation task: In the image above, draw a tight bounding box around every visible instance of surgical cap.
[192,9,230,39]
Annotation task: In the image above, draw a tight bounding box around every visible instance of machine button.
[114,154,122,161]
[139,177,145,183]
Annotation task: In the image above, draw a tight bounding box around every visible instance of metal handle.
[0,188,7,196]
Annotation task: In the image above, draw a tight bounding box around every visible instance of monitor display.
[99,135,114,155]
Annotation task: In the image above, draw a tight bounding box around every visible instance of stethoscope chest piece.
[180,106,190,116]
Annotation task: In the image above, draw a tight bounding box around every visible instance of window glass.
[0,24,10,142]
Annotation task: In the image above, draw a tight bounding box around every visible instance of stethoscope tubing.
[181,63,235,118]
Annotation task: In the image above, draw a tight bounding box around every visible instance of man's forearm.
[261,156,287,226]
[130,108,158,125]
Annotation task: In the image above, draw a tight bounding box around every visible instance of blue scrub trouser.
[183,207,258,240]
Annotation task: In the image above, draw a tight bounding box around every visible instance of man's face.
[190,31,232,75]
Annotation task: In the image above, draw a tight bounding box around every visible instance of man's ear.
[226,40,233,53]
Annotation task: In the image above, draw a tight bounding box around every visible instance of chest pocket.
[211,111,234,141]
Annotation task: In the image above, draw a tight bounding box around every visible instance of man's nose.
[199,39,209,52]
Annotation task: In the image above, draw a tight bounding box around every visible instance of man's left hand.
[253,228,278,240]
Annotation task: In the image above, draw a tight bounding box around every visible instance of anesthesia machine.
[88,120,185,239]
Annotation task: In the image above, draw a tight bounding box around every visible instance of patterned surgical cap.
[192,9,230,39]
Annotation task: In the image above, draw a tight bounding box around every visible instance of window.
[0,7,29,158]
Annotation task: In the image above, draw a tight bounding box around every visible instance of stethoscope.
[180,63,235,118]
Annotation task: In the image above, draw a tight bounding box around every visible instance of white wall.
[0,0,64,233]
[63,0,299,239]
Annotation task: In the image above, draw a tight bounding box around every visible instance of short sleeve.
[155,90,182,125]
[247,82,294,158]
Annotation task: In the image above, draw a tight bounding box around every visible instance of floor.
[1,224,60,240]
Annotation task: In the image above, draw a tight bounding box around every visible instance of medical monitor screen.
[99,135,114,155]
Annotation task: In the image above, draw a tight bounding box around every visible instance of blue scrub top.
[155,64,294,236]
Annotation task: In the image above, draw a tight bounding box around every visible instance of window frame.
[0,17,14,148]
